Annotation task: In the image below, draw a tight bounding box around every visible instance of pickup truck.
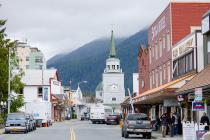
[122,113,152,139]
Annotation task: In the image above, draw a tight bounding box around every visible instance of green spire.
[109,30,116,58]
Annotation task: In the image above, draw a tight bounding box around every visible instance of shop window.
[112,65,115,69]
[38,87,43,97]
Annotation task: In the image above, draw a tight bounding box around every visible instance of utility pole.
[8,47,11,114]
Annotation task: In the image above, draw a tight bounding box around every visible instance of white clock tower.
[102,30,125,112]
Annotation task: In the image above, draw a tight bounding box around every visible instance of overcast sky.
[0,0,171,60]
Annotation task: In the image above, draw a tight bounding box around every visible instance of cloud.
[0,0,169,59]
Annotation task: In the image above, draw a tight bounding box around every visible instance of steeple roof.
[109,30,116,58]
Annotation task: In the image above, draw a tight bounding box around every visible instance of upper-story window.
[38,87,43,98]
[26,56,29,61]
[162,35,165,49]
[168,62,171,82]
[152,70,155,85]
[117,65,119,69]
[208,36,210,64]
[159,39,162,57]
[149,48,152,64]
[112,65,115,69]
[159,66,162,85]
[155,43,158,60]
[166,33,171,51]
[155,69,159,87]
[35,57,43,63]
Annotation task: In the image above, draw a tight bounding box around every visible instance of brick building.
[138,45,149,94]
[134,1,210,120]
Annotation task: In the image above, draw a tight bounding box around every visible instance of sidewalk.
[0,128,4,135]
[153,131,183,140]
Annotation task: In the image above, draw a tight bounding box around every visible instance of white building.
[96,30,125,113]
[133,73,139,95]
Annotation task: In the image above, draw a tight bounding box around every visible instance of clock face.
[110,84,118,90]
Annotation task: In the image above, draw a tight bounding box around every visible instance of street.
[0,120,182,140]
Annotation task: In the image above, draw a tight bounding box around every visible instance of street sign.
[192,101,205,111]
[194,88,202,101]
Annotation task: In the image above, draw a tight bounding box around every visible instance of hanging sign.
[194,88,202,101]
[192,101,205,111]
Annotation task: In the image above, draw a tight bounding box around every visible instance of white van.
[90,104,112,124]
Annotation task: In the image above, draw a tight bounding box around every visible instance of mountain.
[47,29,148,95]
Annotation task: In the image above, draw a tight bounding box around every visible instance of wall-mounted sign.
[192,101,205,111]
[202,15,210,34]
[151,16,166,41]
[194,88,202,101]
[172,34,195,60]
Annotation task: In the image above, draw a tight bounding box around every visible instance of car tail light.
[150,121,153,129]
[126,121,129,127]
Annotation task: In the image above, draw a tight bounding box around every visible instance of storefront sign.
[151,16,166,40]
[172,34,195,60]
[194,88,202,101]
[164,99,178,107]
[183,121,196,140]
[202,15,210,34]
[192,101,205,111]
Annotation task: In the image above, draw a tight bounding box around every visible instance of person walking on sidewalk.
[171,112,178,136]
[160,112,168,137]
[200,112,210,125]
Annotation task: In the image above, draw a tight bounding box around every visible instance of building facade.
[97,30,125,113]
[133,1,210,121]
[15,41,46,72]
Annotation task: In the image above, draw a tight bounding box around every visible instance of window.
[149,48,152,64]
[168,62,171,82]
[155,69,159,87]
[159,66,162,85]
[150,74,152,89]
[39,65,43,69]
[38,87,43,97]
[152,70,155,85]
[112,65,115,69]
[155,43,158,60]
[166,33,171,51]
[173,52,194,78]
[26,57,29,61]
[35,57,43,63]
[163,64,166,81]
[159,39,162,57]
[112,97,116,101]
[162,36,165,49]
[117,65,119,69]
[107,65,110,69]
[208,37,210,64]
[26,65,29,69]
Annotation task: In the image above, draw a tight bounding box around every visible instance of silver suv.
[5,113,30,134]
[122,113,152,139]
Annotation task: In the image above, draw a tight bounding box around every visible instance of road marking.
[70,128,76,140]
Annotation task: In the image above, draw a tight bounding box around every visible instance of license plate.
[12,128,17,131]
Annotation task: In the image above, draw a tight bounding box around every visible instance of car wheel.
[147,133,151,139]
[24,129,28,134]
[124,131,129,138]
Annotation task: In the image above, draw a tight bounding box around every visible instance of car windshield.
[7,114,26,120]
[127,114,148,120]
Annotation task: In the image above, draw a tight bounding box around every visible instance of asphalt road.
[0,120,182,140]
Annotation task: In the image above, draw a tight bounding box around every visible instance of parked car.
[106,114,120,125]
[81,112,90,121]
[121,113,152,139]
[5,113,30,134]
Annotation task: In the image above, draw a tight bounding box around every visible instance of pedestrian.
[160,112,168,137]
[171,112,178,136]
[200,112,210,125]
